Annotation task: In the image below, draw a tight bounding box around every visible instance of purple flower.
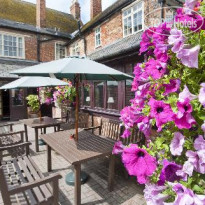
[177,45,200,68]
[199,83,205,107]
[121,129,131,139]
[140,28,155,54]
[184,0,199,14]
[176,160,194,179]
[163,79,181,96]
[148,98,175,132]
[120,106,142,129]
[158,160,183,185]
[170,132,185,156]
[174,113,196,129]
[186,149,205,174]
[194,135,205,151]
[144,183,168,205]
[168,28,186,53]
[171,183,195,205]
[154,44,169,63]
[122,145,157,184]
[112,141,125,155]
[137,116,152,138]
[176,98,193,118]
[179,85,197,102]
[145,59,167,80]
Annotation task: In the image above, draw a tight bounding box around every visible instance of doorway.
[2,90,10,120]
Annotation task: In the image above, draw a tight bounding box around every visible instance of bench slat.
[17,157,46,203]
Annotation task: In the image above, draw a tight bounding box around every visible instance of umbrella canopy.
[11,57,133,81]
[0,76,68,90]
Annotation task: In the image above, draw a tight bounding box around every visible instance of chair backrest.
[99,117,145,145]
[101,118,121,141]
[78,112,89,128]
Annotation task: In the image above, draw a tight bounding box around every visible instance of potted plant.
[26,95,40,118]
[52,80,76,120]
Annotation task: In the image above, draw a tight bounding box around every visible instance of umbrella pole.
[75,74,79,141]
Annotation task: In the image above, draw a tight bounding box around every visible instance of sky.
[24,0,117,24]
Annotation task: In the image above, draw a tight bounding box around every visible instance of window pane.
[125,80,135,106]
[94,82,104,108]
[12,89,24,106]
[107,81,118,110]
[56,43,66,59]
[83,83,91,106]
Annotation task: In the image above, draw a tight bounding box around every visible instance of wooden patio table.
[21,117,62,152]
[40,129,116,205]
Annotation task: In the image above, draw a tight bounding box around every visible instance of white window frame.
[95,27,101,48]
[122,0,144,38]
[72,42,80,56]
[0,32,25,59]
[55,42,67,60]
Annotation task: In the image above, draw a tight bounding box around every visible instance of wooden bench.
[0,123,14,134]
[0,142,62,205]
[60,112,90,130]
[86,117,145,145]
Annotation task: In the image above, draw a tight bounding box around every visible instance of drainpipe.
[78,20,87,57]
[37,34,41,62]
[160,0,166,20]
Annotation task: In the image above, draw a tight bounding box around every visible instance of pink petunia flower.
[122,145,157,184]
[148,98,175,132]
[144,183,168,205]
[163,79,181,96]
[145,59,167,80]
[176,160,194,180]
[194,135,205,151]
[178,85,197,102]
[186,149,205,174]
[121,129,131,139]
[174,98,196,129]
[112,141,125,155]
[168,28,186,53]
[177,45,200,68]
[199,83,205,107]
[170,132,185,156]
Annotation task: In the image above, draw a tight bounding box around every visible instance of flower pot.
[27,107,40,119]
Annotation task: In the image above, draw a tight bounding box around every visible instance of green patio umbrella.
[0,76,68,89]
[11,56,133,141]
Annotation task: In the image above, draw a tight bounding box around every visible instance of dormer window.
[0,33,24,58]
[95,27,101,48]
[55,43,67,60]
[123,1,144,37]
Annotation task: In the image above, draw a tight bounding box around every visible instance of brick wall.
[68,0,172,57]
[0,28,68,62]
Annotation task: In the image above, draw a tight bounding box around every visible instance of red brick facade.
[90,0,102,19]
[36,0,46,28]
[70,0,81,20]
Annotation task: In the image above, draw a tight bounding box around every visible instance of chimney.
[70,0,81,20]
[90,0,102,19]
[36,0,46,28]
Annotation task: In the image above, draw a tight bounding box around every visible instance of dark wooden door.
[10,89,28,121]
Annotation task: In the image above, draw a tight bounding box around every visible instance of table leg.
[108,154,115,191]
[47,145,52,172]
[43,127,46,134]
[35,128,39,152]
[24,124,28,142]
[74,164,81,205]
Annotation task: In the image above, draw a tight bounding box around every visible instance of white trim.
[95,27,101,48]
[55,42,67,60]
[0,32,25,59]
[122,0,144,38]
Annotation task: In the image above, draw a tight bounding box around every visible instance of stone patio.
[0,122,146,205]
